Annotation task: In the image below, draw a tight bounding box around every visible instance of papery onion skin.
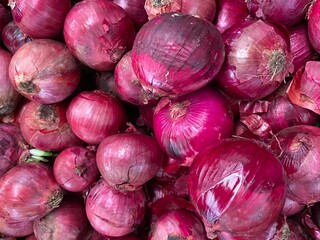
[8,0,71,38]
[0,162,63,223]
[53,146,99,192]
[132,12,225,98]
[307,0,320,53]
[86,179,146,237]
[270,125,320,205]
[0,217,33,238]
[216,19,293,101]
[8,39,81,104]
[19,100,83,152]
[2,21,32,54]
[148,209,208,240]
[144,0,217,22]
[188,139,286,238]
[301,203,320,239]
[83,226,140,240]
[153,87,233,166]
[0,49,21,118]
[282,198,305,216]
[64,0,136,71]
[66,90,127,145]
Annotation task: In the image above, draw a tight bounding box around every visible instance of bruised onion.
[307,0,320,53]
[270,125,320,205]
[153,87,233,166]
[8,39,81,104]
[19,100,83,151]
[216,19,293,101]
[132,12,225,98]
[8,0,71,38]
[66,90,127,145]
[86,179,146,237]
[0,162,63,223]
[64,0,136,71]
[188,139,286,238]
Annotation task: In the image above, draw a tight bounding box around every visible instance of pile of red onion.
[1,0,320,239]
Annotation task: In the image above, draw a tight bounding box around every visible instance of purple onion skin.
[25,234,37,240]
[132,12,225,98]
[0,217,33,238]
[2,21,32,54]
[189,139,286,238]
[0,5,11,40]
[282,198,305,217]
[8,0,71,38]
[64,0,136,71]
[309,0,320,53]
[83,226,140,240]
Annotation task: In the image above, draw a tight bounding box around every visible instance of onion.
[96,132,164,191]
[25,234,37,240]
[66,90,127,145]
[144,0,217,22]
[302,202,320,238]
[33,197,88,240]
[95,71,118,95]
[0,162,63,223]
[19,100,83,151]
[213,0,249,34]
[270,125,320,205]
[132,12,225,98]
[307,0,320,53]
[246,0,312,27]
[282,198,305,216]
[0,5,11,40]
[83,226,140,240]
[8,0,71,38]
[153,87,233,167]
[148,209,208,239]
[287,61,320,114]
[216,19,293,101]
[53,146,99,192]
[63,0,136,71]
[85,179,146,237]
[0,217,33,238]
[2,21,32,54]
[188,139,286,238]
[8,39,81,104]
[114,51,158,106]
[137,105,156,128]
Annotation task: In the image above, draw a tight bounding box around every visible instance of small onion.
[64,0,136,71]
[132,12,225,98]
[85,179,146,237]
[307,0,320,53]
[188,139,286,238]
[8,39,81,104]
[66,90,127,145]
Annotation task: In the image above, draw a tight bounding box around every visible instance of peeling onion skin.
[282,198,305,217]
[8,39,81,104]
[188,139,286,238]
[0,217,33,238]
[8,0,71,38]
[132,12,225,98]
[0,162,64,223]
[308,0,320,53]
[64,0,136,71]
[85,179,146,237]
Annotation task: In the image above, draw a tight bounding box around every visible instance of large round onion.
[64,0,136,71]
[132,12,225,98]
[308,0,320,53]
[188,139,286,238]
[8,39,81,104]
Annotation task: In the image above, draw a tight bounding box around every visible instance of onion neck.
[39,105,57,122]
[152,0,170,7]
[268,49,286,80]
[169,100,190,119]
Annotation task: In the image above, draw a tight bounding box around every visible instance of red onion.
[287,61,320,114]
[144,0,217,22]
[112,0,148,30]
[33,197,88,240]
[302,202,320,238]
[64,0,136,71]
[0,5,11,40]
[95,71,118,95]
[0,162,63,223]
[132,12,225,98]
[213,0,249,34]
[308,0,320,53]
[270,125,320,205]
[216,19,293,101]
[8,0,70,38]
[83,226,140,240]
[96,132,164,191]
[8,39,81,104]
[114,51,158,106]
[289,23,318,74]
[86,179,146,237]
[137,105,156,128]
[0,217,33,237]
[0,49,21,117]
[188,139,286,238]
[246,0,312,27]
[53,146,99,192]
[148,209,208,239]
[66,90,127,145]
[25,234,37,240]
[2,21,32,54]
[153,87,233,166]
[282,198,305,216]
[19,100,83,151]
